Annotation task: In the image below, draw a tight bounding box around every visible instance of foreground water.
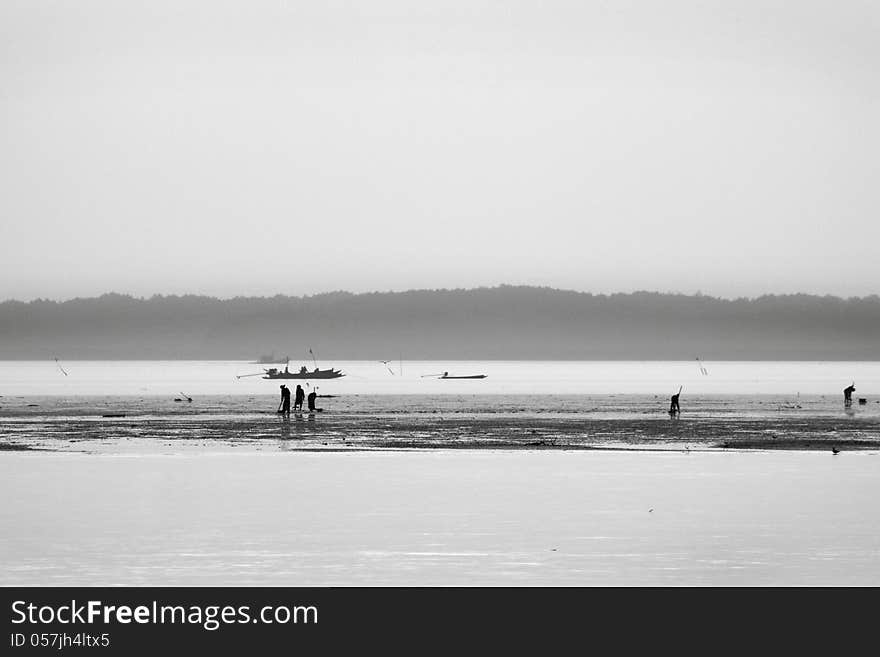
[2,450,879,586]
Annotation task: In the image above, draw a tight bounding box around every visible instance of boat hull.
[440,375,487,379]
[263,370,344,380]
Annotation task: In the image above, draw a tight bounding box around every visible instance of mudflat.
[1,394,878,453]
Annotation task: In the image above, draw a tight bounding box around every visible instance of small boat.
[263,366,345,380]
[440,372,487,380]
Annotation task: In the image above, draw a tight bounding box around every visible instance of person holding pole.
[669,386,682,417]
[278,385,291,417]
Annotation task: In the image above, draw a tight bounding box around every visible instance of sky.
[2,1,879,301]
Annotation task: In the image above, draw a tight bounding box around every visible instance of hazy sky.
[2,1,878,300]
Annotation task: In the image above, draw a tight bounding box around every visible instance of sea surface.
[2,359,879,396]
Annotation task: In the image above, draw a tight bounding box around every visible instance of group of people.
[278,382,862,418]
[277,384,318,416]
[281,365,319,375]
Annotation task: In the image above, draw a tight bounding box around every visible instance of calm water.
[1,360,878,396]
[2,450,879,586]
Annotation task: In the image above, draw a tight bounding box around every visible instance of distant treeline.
[1,286,879,360]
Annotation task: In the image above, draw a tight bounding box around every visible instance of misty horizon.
[3,285,879,360]
[4,284,880,305]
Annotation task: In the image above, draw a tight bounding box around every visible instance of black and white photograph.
[2,0,879,649]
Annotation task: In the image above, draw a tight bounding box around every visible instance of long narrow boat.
[263,366,345,380]
[440,373,487,379]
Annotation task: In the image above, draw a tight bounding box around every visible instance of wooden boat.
[440,372,487,379]
[263,366,345,380]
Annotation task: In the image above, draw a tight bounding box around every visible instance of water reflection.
[4,451,880,586]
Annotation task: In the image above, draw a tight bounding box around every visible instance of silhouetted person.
[307,390,317,412]
[299,365,308,374]
[278,385,291,416]
[284,365,289,374]
[669,386,682,416]
[294,384,305,412]
[844,383,855,407]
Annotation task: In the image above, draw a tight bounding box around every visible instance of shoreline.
[3,412,878,453]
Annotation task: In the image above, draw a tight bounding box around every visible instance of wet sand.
[1,394,879,453]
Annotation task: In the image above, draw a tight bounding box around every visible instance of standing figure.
[307,390,317,413]
[294,384,305,412]
[844,382,856,407]
[278,384,291,417]
[669,386,682,416]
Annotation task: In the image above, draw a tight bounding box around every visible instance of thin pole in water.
[236,372,264,379]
